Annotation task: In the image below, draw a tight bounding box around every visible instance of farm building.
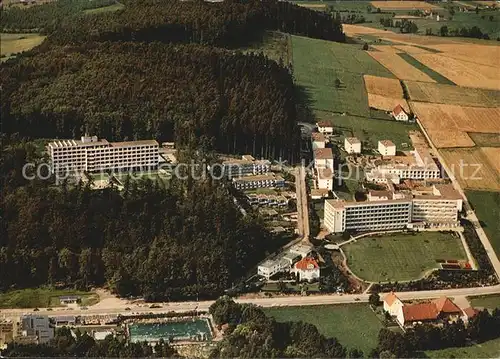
[311,132,326,150]
[316,121,334,135]
[344,137,361,154]
[378,140,396,156]
[392,104,410,122]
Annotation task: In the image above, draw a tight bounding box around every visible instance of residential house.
[378,140,396,156]
[391,296,462,328]
[344,137,361,154]
[392,105,409,122]
[461,307,480,323]
[316,121,334,135]
[311,132,326,150]
[383,292,404,316]
[314,148,334,169]
[317,167,334,191]
[292,257,320,282]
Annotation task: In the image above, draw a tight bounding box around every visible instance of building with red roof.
[392,104,409,122]
[292,257,320,282]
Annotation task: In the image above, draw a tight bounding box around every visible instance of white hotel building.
[222,155,270,179]
[324,183,463,233]
[48,135,159,175]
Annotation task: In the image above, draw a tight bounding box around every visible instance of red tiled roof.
[379,140,395,147]
[402,303,439,322]
[433,297,462,314]
[317,121,332,128]
[312,132,326,141]
[462,307,479,319]
[294,257,319,271]
[393,104,406,116]
[384,292,400,306]
[314,148,333,160]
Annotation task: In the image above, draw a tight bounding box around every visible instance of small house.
[392,105,409,122]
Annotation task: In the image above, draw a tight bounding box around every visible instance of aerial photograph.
[0,0,499,357]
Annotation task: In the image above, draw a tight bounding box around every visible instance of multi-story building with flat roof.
[221,155,270,179]
[232,173,284,190]
[344,137,361,154]
[18,315,54,344]
[311,132,326,150]
[325,182,462,233]
[314,148,334,169]
[48,135,159,175]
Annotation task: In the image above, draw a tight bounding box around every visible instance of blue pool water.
[129,319,212,342]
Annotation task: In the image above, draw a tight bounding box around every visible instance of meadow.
[0,288,99,308]
[0,33,45,60]
[469,294,500,310]
[466,190,500,256]
[264,304,383,353]
[343,232,467,282]
[83,2,124,14]
[425,337,500,358]
[291,35,394,117]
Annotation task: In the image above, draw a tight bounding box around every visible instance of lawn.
[343,232,467,282]
[466,190,500,257]
[425,337,500,358]
[291,35,394,117]
[317,111,418,149]
[398,53,455,85]
[0,33,46,61]
[264,304,383,353]
[241,31,291,64]
[83,2,124,14]
[469,294,500,310]
[0,288,99,309]
[112,170,170,189]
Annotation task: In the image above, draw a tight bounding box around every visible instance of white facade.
[20,315,54,344]
[317,167,334,191]
[383,293,404,316]
[222,156,270,178]
[392,106,409,122]
[311,132,326,150]
[292,258,320,282]
[232,174,285,190]
[344,137,361,154]
[257,259,291,280]
[314,148,334,169]
[48,136,159,175]
[316,122,333,135]
[378,140,396,156]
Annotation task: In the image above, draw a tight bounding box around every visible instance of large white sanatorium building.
[48,135,159,175]
[324,183,463,233]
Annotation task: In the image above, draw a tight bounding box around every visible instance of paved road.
[295,165,310,240]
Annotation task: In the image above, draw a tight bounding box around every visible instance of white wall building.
[316,121,334,135]
[222,155,270,178]
[317,167,334,191]
[378,140,396,156]
[314,148,334,169]
[392,104,410,122]
[232,173,285,190]
[292,257,320,282]
[48,135,159,175]
[324,183,462,233]
[19,315,54,344]
[383,292,404,316]
[344,137,361,154]
[257,258,291,280]
[311,132,326,150]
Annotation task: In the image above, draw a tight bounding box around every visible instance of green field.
[466,190,500,256]
[318,111,418,149]
[84,2,124,14]
[343,232,467,282]
[264,304,383,353]
[0,33,46,60]
[0,288,99,309]
[425,337,500,358]
[291,35,394,117]
[398,53,455,85]
[468,132,500,147]
[112,170,170,189]
[469,294,500,310]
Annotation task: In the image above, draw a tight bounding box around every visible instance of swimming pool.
[128,319,212,342]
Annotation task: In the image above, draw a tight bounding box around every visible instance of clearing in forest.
[0,33,45,60]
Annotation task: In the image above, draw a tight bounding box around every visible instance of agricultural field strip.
[367,93,410,112]
[370,1,443,10]
[368,51,436,82]
[440,148,500,191]
[411,53,500,90]
[363,74,404,97]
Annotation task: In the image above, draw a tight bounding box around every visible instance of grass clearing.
[0,288,98,309]
[425,337,500,358]
[468,294,500,310]
[291,35,394,117]
[343,231,467,282]
[83,2,124,14]
[264,304,383,353]
[466,190,500,256]
[468,132,500,147]
[398,53,455,85]
[0,33,46,60]
[317,111,418,149]
[240,31,291,64]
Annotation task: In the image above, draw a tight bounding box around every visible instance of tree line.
[0,0,117,33]
[426,25,492,39]
[2,327,176,357]
[1,41,299,160]
[0,140,283,301]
